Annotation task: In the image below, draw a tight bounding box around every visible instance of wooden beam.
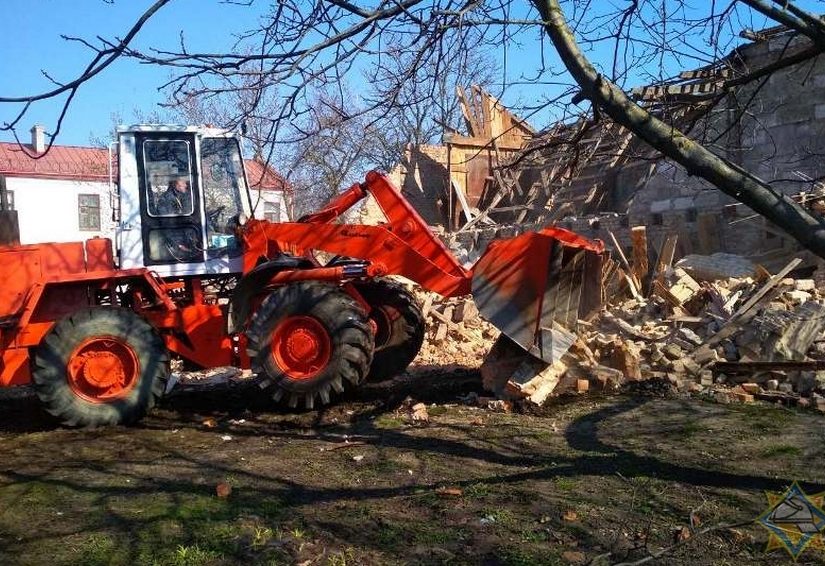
[449,179,475,226]
[695,257,802,352]
[607,230,642,299]
[455,86,481,137]
[649,234,678,295]
[630,226,649,290]
[443,134,524,151]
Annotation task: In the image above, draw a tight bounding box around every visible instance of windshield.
[200,137,247,258]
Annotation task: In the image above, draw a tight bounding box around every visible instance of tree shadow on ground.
[0,371,819,564]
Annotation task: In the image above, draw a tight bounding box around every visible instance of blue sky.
[1,0,263,146]
[0,0,816,147]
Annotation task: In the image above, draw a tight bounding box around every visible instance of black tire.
[246,282,374,409]
[355,278,425,382]
[32,307,170,427]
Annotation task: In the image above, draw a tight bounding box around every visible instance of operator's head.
[173,177,189,193]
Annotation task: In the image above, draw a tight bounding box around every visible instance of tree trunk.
[533,0,825,259]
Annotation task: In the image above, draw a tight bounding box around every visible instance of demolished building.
[388,25,825,271]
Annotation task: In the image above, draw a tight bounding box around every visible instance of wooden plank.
[655,235,678,278]
[420,293,434,318]
[606,230,641,298]
[455,86,480,137]
[449,179,475,226]
[492,139,523,196]
[679,67,730,80]
[652,280,682,308]
[488,205,531,213]
[630,226,649,289]
[443,134,524,151]
[731,257,801,319]
[697,257,802,351]
[649,234,678,295]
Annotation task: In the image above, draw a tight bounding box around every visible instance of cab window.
[143,140,194,217]
[201,137,246,257]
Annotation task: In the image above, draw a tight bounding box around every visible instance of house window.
[264,201,281,222]
[78,194,101,231]
[1,190,13,211]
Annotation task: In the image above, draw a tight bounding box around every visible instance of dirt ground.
[0,369,823,566]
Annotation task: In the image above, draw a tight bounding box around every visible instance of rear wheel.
[356,278,425,381]
[32,307,169,427]
[246,282,374,409]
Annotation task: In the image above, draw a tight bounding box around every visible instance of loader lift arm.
[240,171,472,297]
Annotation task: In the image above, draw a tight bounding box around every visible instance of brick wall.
[583,34,825,259]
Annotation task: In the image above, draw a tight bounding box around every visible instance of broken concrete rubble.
[407,227,825,413]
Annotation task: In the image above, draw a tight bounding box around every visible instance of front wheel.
[246,282,374,409]
[32,307,170,427]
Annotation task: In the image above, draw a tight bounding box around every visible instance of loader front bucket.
[471,227,605,364]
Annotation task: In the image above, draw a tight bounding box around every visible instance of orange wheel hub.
[271,316,332,380]
[66,337,140,402]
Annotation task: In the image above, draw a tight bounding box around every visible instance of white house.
[0,125,290,246]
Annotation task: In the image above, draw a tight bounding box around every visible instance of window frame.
[263,200,281,222]
[142,139,195,218]
[78,193,101,232]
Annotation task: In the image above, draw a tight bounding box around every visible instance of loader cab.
[116,125,253,276]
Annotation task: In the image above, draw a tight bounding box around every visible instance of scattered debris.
[411,403,430,423]
[435,487,463,498]
[562,509,579,522]
[410,229,825,413]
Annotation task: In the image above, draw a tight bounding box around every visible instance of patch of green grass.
[376,523,406,547]
[427,406,449,417]
[412,490,443,509]
[483,508,517,529]
[71,533,119,566]
[327,547,357,566]
[464,481,494,499]
[735,404,794,432]
[760,444,802,458]
[119,491,288,564]
[161,544,221,566]
[495,545,555,566]
[374,415,406,429]
[371,457,406,475]
[679,421,703,438]
[553,477,577,492]
[412,525,463,545]
[520,527,549,543]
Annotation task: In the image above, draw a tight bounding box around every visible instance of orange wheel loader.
[0,125,604,427]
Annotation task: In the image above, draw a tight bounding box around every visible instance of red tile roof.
[0,142,110,182]
[0,141,287,190]
[245,158,290,192]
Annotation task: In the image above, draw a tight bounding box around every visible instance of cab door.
[135,133,206,267]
